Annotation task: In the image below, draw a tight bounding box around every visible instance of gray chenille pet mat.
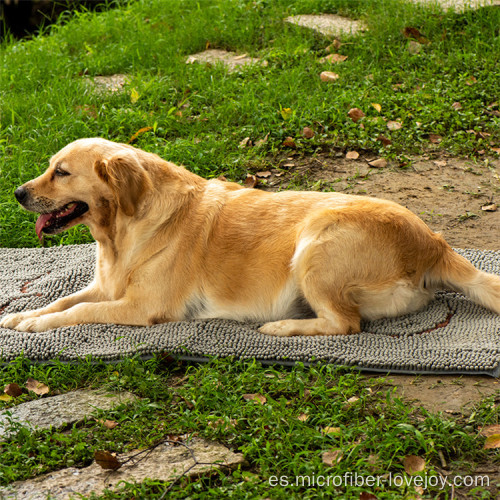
[0,244,499,376]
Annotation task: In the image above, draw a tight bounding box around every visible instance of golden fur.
[1,138,499,335]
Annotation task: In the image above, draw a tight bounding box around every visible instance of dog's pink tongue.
[35,213,53,242]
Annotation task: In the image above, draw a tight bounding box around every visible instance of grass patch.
[1,0,499,247]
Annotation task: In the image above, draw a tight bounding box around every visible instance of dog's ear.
[94,155,152,216]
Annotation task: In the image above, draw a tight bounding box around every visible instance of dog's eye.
[54,168,70,177]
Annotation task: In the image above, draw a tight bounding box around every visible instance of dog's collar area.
[35,201,89,241]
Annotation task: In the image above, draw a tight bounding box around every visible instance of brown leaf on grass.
[346,151,360,160]
[465,76,477,86]
[322,426,341,435]
[452,102,463,110]
[404,455,425,474]
[323,53,348,64]
[359,493,378,500]
[376,135,392,147]
[348,108,365,123]
[481,203,497,212]
[256,171,272,178]
[239,136,253,148]
[368,158,387,168]
[297,413,309,422]
[484,434,500,449]
[243,174,258,189]
[429,134,442,143]
[255,133,269,147]
[322,449,343,466]
[282,137,297,148]
[371,103,381,113]
[402,27,430,44]
[26,378,49,396]
[326,40,342,52]
[94,450,122,470]
[243,393,266,405]
[96,419,119,430]
[4,383,23,397]
[491,147,500,154]
[320,71,339,82]
[479,424,500,436]
[387,121,402,131]
[302,127,315,139]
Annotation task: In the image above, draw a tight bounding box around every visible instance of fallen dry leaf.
[345,396,360,405]
[302,127,315,139]
[480,424,500,437]
[282,137,296,148]
[243,174,258,189]
[255,133,269,147]
[368,158,387,168]
[481,203,497,212]
[96,419,119,430]
[280,107,293,120]
[376,135,392,147]
[371,103,381,113]
[429,134,442,143]
[484,434,500,449]
[322,449,343,466]
[324,53,348,64]
[387,120,402,131]
[297,413,309,422]
[404,455,426,474]
[256,171,271,178]
[359,493,378,500]
[94,450,122,470]
[239,137,252,148]
[452,102,463,110]
[348,108,365,123]
[26,378,49,396]
[465,76,477,86]
[243,393,266,405]
[491,147,500,154]
[346,151,360,160]
[320,71,339,82]
[433,160,447,167]
[4,383,23,397]
[322,426,341,435]
[326,40,342,52]
[403,27,430,44]
[0,393,12,402]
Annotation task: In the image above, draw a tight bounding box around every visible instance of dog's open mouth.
[35,201,89,241]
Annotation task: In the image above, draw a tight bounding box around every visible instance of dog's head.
[15,138,152,241]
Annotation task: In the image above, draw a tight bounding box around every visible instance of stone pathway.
[0,437,246,499]
[409,0,500,12]
[0,389,137,438]
[186,48,267,72]
[285,14,366,38]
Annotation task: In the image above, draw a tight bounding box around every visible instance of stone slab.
[0,438,247,499]
[285,14,366,38]
[0,389,137,438]
[186,49,267,72]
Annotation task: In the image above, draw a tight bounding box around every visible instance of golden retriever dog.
[1,138,499,335]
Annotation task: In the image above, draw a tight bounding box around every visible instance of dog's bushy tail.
[427,245,500,314]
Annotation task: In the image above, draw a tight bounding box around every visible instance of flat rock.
[408,0,500,12]
[0,438,247,499]
[186,49,266,72]
[89,74,130,92]
[0,389,137,438]
[285,14,366,38]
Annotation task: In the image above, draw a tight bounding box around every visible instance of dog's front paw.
[15,316,53,333]
[259,321,293,337]
[0,312,38,329]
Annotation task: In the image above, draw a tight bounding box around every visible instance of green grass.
[1,1,499,498]
[1,0,499,247]
[1,356,499,498]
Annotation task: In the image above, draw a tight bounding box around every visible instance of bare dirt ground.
[262,150,499,250]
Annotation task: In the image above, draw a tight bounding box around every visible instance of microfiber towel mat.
[0,244,499,376]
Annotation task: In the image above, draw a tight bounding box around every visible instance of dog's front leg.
[12,298,162,332]
[0,282,104,330]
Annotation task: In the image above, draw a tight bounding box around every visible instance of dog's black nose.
[14,186,28,204]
